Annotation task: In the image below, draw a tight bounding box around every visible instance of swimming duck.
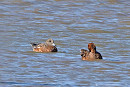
[30,38,58,52]
[80,43,102,60]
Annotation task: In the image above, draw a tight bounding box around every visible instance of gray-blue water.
[0,0,130,87]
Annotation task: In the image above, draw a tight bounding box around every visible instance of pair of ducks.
[30,38,102,60]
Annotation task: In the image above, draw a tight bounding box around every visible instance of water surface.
[0,0,130,87]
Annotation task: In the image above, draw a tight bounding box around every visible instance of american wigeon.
[80,43,102,60]
[30,38,58,52]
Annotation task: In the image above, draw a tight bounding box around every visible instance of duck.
[80,43,102,60]
[30,38,58,52]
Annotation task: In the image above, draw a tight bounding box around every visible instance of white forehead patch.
[52,43,56,46]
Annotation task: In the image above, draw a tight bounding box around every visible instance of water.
[0,0,130,87]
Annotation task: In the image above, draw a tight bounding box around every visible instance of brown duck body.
[30,39,58,52]
[81,43,102,60]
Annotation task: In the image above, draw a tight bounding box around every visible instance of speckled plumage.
[30,38,58,52]
[80,43,102,60]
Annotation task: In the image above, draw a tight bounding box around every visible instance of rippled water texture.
[0,0,130,87]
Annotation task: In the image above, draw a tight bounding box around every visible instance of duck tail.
[30,43,38,48]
